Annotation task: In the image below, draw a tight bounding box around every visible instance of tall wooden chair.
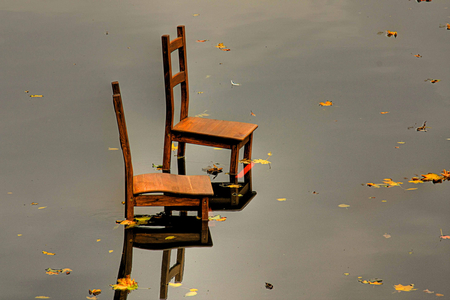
[161,25,258,183]
[112,81,213,221]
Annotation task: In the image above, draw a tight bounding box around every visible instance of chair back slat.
[161,25,190,132]
[112,81,134,204]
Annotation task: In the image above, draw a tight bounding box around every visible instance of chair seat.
[173,117,258,141]
[133,173,214,196]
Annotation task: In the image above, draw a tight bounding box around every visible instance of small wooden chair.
[161,25,258,183]
[112,81,213,221]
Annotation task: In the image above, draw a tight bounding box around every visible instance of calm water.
[2,0,450,299]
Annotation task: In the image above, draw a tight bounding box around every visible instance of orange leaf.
[319,101,333,107]
[386,30,398,38]
[196,40,207,42]
[380,111,389,114]
[421,173,443,183]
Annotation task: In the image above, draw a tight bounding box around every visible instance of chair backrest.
[112,81,134,202]
[161,25,189,131]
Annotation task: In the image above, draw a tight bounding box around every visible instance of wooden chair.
[161,25,258,183]
[112,81,213,221]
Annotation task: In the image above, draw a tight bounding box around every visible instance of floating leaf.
[42,251,55,256]
[192,14,199,17]
[152,163,163,170]
[110,276,138,291]
[409,177,423,184]
[109,250,113,253]
[38,206,47,209]
[406,188,418,191]
[366,183,381,188]
[250,111,256,116]
[383,233,391,239]
[196,40,207,42]
[215,43,226,49]
[319,101,333,107]
[421,173,443,183]
[413,54,422,58]
[45,268,72,275]
[35,297,50,299]
[31,202,38,205]
[383,178,403,187]
[394,284,416,292]
[30,95,43,97]
[172,144,178,151]
[209,215,226,221]
[277,198,287,201]
[252,158,271,165]
[386,30,398,38]
[359,278,383,285]
[436,293,444,297]
[108,147,119,150]
[265,282,274,290]
[424,78,440,84]
[380,111,389,114]
[440,169,450,180]
[231,80,240,86]
[165,236,176,240]
[338,204,350,208]
[169,282,182,287]
[89,289,101,296]
[423,289,435,294]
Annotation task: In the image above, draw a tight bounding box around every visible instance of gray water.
[1,0,450,299]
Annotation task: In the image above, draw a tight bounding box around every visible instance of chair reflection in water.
[113,214,212,300]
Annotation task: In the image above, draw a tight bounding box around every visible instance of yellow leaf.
[359,278,383,285]
[184,291,198,297]
[277,198,287,201]
[421,173,443,183]
[169,282,182,287]
[380,111,389,114]
[108,147,119,150]
[35,297,50,299]
[252,158,271,165]
[165,236,176,240]
[215,43,226,49]
[409,177,423,184]
[267,152,272,156]
[436,293,444,296]
[110,276,138,291]
[338,204,350,208]
[343,273,349,276]
[30,95,43,97]
[394,284,416,292]
[383,178,402,187]
[319,101,333,106]
[38,206,47,209]
[190,289,198,292]
[397,142,405,144]
[96,239,101,242]
[109,250,113,253]
[42,251,55,255]
[226,184,241,188]
[18,234,22,236]
[31,202,38,205]
[406,188,418,191]
[193,14,199,16]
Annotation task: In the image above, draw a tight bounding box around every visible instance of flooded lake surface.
[2,0,450,299]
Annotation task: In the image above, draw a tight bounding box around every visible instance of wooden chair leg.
[162,136,172,174]
[201,197,209,222]
[243,134,253,191]
[174,248,185,282]
[160,250,171,300]
[125,196,134,221]
[229,145,238,184]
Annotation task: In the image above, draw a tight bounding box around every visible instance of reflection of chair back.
[114,215,212,300]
